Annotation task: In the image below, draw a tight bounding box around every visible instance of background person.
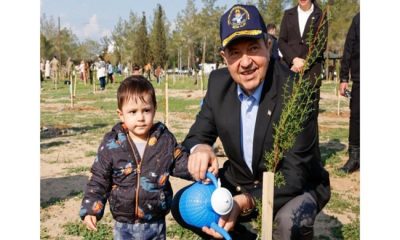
[50,55,59,82]
[339,12,360,174]
[45,59,51,79]
[132,64,142,76]
[107,61,114,84]
[278,0,327,116]
[96,57,107,90]
[266,23,280,61]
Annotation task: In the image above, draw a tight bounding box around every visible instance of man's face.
[220,38,270,95]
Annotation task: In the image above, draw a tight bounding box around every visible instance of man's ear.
[266,38,272,51]
[220,50,227,63]
[265,37,273,56]
[117,109,124,122]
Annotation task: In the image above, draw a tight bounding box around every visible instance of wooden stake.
[93,70,96,94]
[70,81,74,108]
[200,71,204,97]
[73,70,77,97]
[54,71,58,90]
[337,88,341,116]
[262,172,274,240]
[165,73,169,127]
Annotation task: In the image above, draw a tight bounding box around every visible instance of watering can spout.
[210,222,232,240]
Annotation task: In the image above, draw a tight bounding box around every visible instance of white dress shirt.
[297,3,314,37]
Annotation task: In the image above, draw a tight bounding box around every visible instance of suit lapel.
[289,8,302,41]
[252,62,277,175]
[225,80,243,165]
[303,7,321,41]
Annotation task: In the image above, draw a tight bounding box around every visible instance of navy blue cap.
[220,4,267,49]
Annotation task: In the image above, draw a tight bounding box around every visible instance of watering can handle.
[210,222,232,240]
[206,172,218,188]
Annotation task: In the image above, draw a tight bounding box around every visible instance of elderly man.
[171,4,330,240]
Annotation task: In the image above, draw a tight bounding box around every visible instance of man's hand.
[291,57,305,73]
[339,82,349,96]
[188,144,218,181]
[83,215,97,231]
[201,194,251,238]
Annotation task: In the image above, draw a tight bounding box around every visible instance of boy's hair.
[117,75,157,110]
[266,23,276,32]
[132,64,140,71]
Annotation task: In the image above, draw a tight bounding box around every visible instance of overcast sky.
[40,0,242,42]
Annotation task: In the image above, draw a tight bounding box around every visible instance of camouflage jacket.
[79,122,192,223]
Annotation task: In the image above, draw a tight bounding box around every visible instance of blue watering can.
[178,172,233,240]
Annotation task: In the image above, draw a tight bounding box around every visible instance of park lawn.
[40,76,359,240]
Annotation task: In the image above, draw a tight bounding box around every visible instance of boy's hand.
[83,215,97,231]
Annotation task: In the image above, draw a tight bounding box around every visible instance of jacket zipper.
[126,133,149,220]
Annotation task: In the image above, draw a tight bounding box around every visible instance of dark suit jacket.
[278,4,327,87]
[183,60,330,214]
[340,12,360,82]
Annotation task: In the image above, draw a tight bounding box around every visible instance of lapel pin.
[267,110,272,116]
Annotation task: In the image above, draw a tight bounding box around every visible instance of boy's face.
[117,94,155,141]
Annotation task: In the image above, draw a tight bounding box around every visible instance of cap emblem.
[228,6,250,29]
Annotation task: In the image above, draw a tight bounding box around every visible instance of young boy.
[80,75,192,239]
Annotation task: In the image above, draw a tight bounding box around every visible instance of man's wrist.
[190,144,212,154]
[190,144,200,154]
[240,193,256,216]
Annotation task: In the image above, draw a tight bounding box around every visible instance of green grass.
[326,192,359,215]
[41,190,83,209]
[320,127,348,142]
[342,218,360,240]
[41,197,66,209]
[64,166,91,174]
[85,150,97,157]
[40,226,50,239]
[166,221,202,240]
[159,97,201,114]
[330,218,359,240]
[63,221,113,240]
[155,75,209,91]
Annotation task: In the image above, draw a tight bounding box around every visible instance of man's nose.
[240,54,252,68]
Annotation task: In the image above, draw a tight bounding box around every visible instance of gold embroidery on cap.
[222,30,262,47]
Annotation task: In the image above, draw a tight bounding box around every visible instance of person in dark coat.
[266,23,280,61]
[278,0,327,116]
[339,12,360,173]
[171,4,330,240]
